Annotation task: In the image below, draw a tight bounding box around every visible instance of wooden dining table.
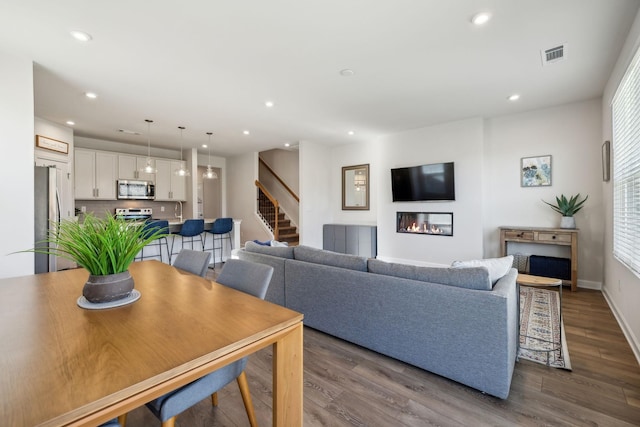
[0,260,303,426]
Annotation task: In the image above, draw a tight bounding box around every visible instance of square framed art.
[521,155,552,187]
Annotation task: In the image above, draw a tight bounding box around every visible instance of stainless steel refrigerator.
[34,166,60,273]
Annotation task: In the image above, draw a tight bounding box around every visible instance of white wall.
[227,151,271,244]
[0,51,34,278]
[299,141,332,248]
[602,8,640,361]
[375,118,485,265]
[484,99,604,288]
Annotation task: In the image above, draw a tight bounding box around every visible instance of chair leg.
[117,413,127,427]
[211,391,219,406]
[237,371,258,427]
[161,417,176,427]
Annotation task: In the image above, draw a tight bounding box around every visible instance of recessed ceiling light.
[265,101,274,108]
[243,130,250,135]
[284,143,290,147]
[70,30,92,42]
[508,94,520,101]
[348,130,355,136]
[66,121,75,126]
[340,69,355,77]
[85,92,97,99]
[471,12,491,25]
[202,144,208,148]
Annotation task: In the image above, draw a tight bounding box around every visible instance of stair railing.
[255,180,279,239]
[259,157,300,202]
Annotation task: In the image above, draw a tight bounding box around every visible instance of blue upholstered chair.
[206,218,233,267]
[172,249,211,277]
[143,259,274,427]
[137,220,170,263]
[100,419,121,427]
[169,219,204,264]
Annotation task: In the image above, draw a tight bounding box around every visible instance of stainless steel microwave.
[117,180,155,200]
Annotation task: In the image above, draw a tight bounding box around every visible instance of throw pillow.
[451,255,514,285]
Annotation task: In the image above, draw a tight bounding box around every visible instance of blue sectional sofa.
[238,242,518,399]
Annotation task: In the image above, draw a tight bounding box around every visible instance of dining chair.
[172,248,212,277]
[137,220,170,264]
[169,218,205,264]
[205,218,233,267]
[142,259,274,427]
[100,419,121,427]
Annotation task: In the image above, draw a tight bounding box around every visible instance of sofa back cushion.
[244,241,294,259]
[367,259,492,290]
[293,245,368,272]
[451,255,514,285]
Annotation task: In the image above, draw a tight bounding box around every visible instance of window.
[612,46,640,277]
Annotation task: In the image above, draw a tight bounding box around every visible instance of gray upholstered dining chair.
[119,259,274,427]
[172,248,211,277]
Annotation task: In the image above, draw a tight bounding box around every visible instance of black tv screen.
[391,162,455,202]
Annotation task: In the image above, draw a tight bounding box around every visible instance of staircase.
[273,212,299,246]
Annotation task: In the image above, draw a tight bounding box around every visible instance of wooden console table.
[500,226,578,291]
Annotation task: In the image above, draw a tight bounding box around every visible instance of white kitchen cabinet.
[75,148,117,200]
[155,159,186,201]
[118,154,156,181]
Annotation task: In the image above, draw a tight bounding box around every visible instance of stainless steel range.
[115,208,152,221]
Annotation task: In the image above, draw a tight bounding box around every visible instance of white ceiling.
[0,1,638,157]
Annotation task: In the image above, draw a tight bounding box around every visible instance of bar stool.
[206,218,233,267]
[137,220,170,264]
[170,219,205,264]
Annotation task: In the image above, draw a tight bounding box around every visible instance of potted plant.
[542,193,588,229]
[24,213,167,303]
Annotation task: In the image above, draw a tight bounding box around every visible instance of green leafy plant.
[542,193,588,216]
[24,213,168,275]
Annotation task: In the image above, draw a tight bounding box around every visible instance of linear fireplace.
[396,212,453,236]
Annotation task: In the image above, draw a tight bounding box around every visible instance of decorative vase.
[83,270,134,303]
[560,216,576,229]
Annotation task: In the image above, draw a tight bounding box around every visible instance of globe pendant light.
[175,126,190,176]
[141,119,157,174]
[203,132,218,179]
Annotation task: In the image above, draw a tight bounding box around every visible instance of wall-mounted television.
[391,162,455,202]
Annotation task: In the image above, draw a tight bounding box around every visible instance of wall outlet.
[80,206,86,213]
[160,206,165,212]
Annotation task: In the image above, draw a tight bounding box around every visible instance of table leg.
[273,322,304,427]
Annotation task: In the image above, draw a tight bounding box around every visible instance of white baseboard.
[577,279,601,290]
[602,288,640,366]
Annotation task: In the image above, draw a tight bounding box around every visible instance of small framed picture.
[35,135,69,155]
[521,155,552,187]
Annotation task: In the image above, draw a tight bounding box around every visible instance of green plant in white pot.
[24,213,167,303]
[542,193,588,229]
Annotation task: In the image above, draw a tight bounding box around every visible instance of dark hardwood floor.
[122,272,640,426]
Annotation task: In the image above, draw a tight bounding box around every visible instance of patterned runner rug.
[518,286,571,370]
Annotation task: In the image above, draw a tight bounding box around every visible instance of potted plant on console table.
[542,193,588,229]
[23,213,167,304]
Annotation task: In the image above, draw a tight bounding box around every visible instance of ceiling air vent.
[541,44,567,66]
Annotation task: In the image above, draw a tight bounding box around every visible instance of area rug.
[518,286,572,370]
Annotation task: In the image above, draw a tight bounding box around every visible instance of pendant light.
[141,119,157,174]
[175,126,190,176]
[203,132,218,179]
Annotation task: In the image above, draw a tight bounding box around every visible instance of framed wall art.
[521,155,552,187]
[35,135,69,155]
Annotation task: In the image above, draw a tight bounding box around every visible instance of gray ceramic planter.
[83,270,134,303]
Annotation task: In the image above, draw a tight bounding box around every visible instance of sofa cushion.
[244,241,294,259]
[451,255,514,285]
[367,259,492,290]
[293,245,368,272]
